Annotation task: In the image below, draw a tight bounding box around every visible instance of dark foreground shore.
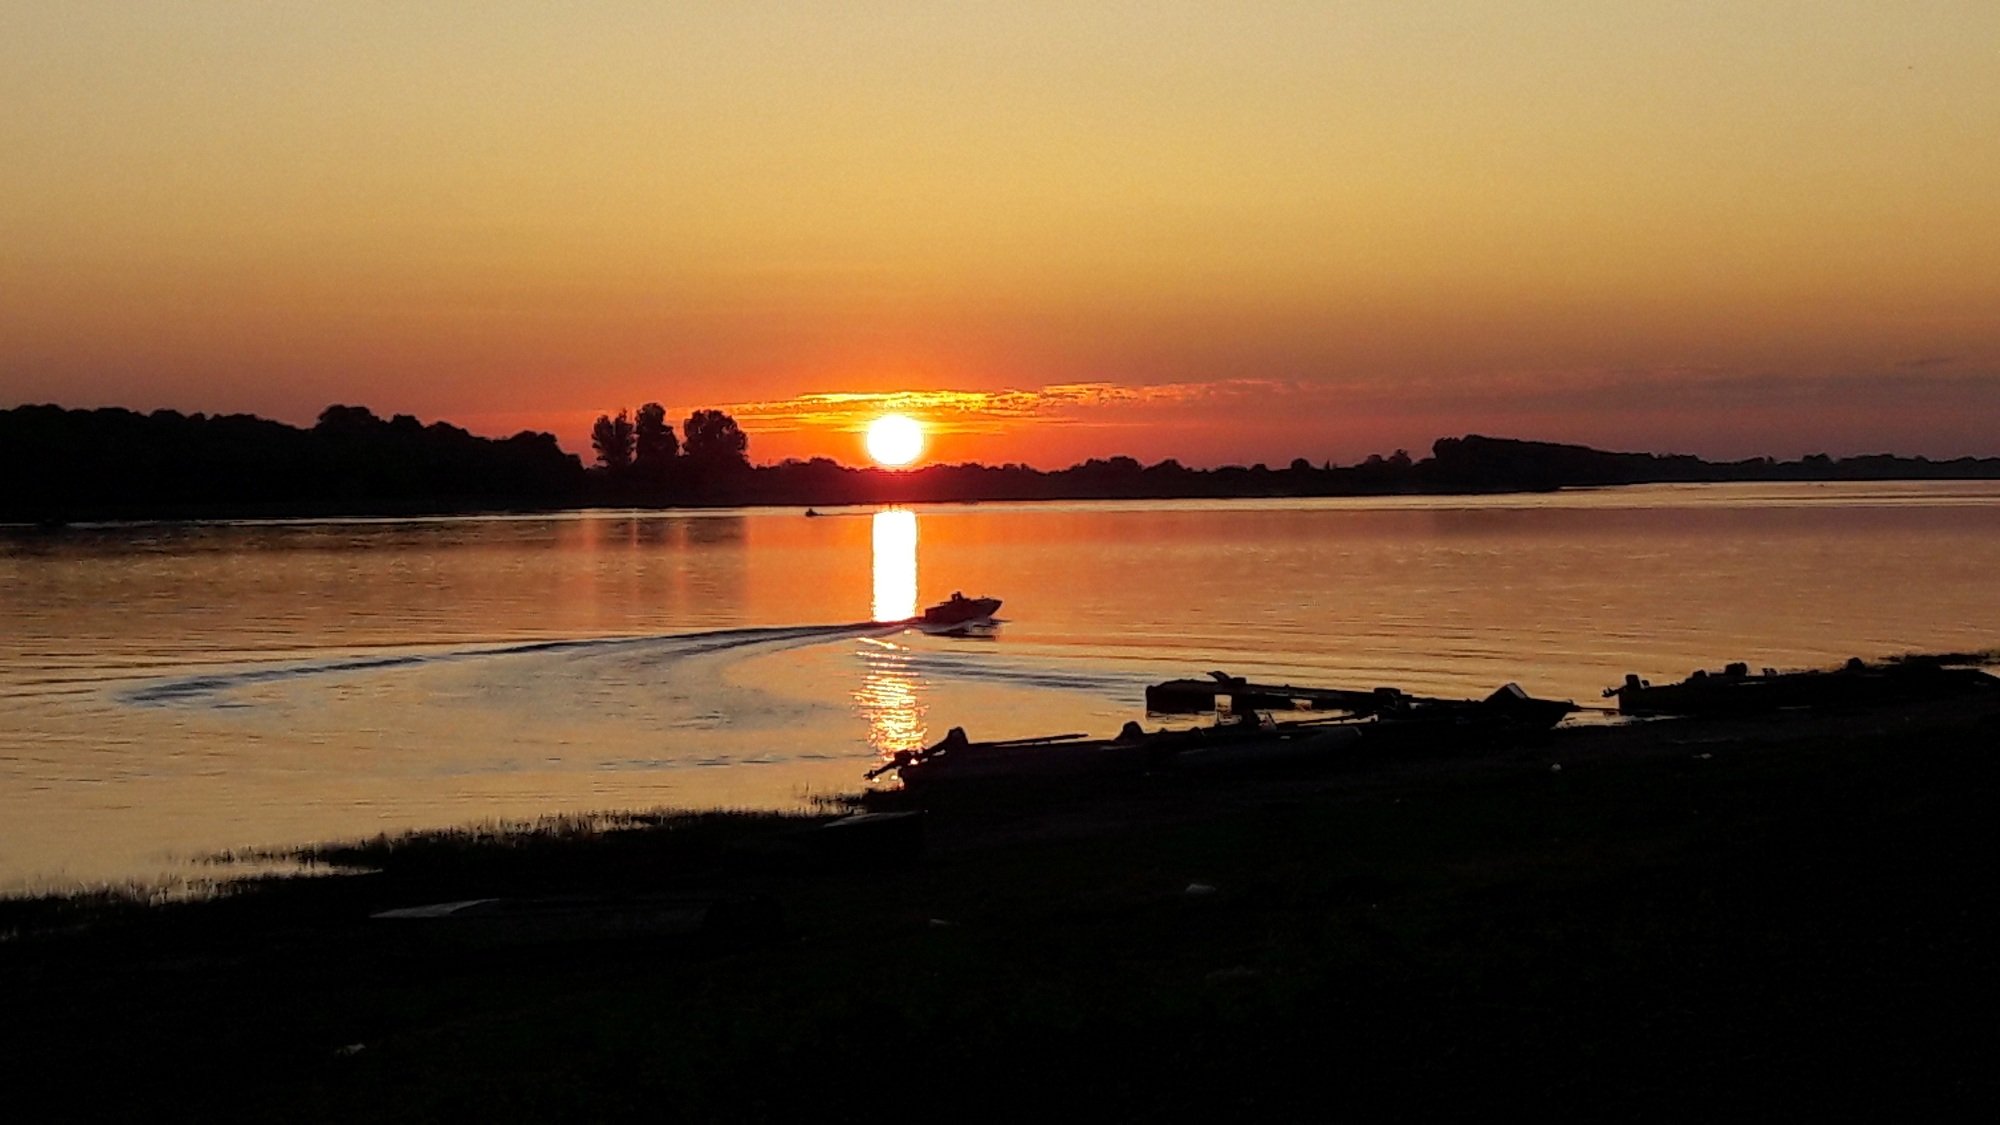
[6,698,1999,1121]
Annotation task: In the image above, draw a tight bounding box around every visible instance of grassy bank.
[5,700,1997,1121]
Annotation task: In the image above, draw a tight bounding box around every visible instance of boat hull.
[885,719,1371,787]
[1613,661,2000,717]
[917,596,1002,628]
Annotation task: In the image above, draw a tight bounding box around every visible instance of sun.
[865,414,925,467]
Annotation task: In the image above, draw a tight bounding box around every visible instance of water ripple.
[119,622,884,708]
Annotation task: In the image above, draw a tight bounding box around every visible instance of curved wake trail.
[120,621,895,708]
[894,648,1151,697]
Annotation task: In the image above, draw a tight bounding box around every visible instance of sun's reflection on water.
[872,509,918,623]
[854,638,927,759]
[861,509,926,766]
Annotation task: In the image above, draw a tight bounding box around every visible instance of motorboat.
[1607,658,2000,717]
[866,715,1356,787]
[864,672,1579,788]
[918,592,1001,628]
[1145,673,1576,729]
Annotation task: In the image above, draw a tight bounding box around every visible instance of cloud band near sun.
[717,381,1292,435]
[721,362,1999,435]
[707,362,2000,466]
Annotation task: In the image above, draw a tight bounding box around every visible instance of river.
[3,482,1996,893]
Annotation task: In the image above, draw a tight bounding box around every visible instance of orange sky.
[4,2,1998,467]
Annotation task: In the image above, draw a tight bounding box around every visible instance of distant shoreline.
[8,403,2000,525]
[8,476,2000,533]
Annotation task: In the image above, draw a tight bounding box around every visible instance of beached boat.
[1607,658,2000,717]
[1169,719,1364,771]
[1373,682,1579,731]
[1146,673,1577,730]
[866,677,1577,788]
[867,714,1381,787]
[868,726,1156,786]
[1334,683,1579,752]
[872,708,1472,788]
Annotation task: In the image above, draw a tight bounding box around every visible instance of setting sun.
[865,414,925,467]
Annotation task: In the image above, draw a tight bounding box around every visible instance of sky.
[4,2,1998,468]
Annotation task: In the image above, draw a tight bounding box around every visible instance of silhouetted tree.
[635,402,678,470]
[316,404,383,434]
[682,409,748,469]
[591,410,635,472]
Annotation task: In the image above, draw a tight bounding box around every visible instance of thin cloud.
[715,367,2000,457]
[720,381,1287,434]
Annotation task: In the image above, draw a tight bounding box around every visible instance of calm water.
[3,483,1998,893]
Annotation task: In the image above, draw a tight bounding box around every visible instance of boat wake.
[878,644,1151,698]
[120,621,893,708]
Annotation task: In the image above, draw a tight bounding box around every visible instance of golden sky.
[4,2,1998,466]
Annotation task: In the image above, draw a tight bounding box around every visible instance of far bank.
[10,402,2000,523]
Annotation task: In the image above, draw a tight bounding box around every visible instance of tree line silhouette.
[5,402,1998,524]
[1,404,582,522]
[586,404,750,501]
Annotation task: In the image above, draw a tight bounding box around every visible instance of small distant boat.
[804,508,821,517]
[1607,658,2000,717]
[918,592,1001,629]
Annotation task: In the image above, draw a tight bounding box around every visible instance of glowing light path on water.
[872,509,918,623]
